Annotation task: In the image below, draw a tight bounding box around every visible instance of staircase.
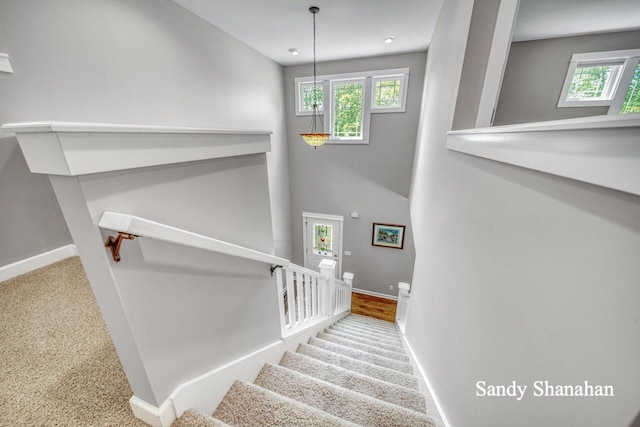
[172,314,436,427]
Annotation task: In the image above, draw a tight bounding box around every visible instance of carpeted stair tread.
[331,323,403,344]
[345,314,398,329]
[336,322,402,340]
[212,380,359,427]
[309,337,413,374]
[329,326,403,348]
[279,351,427,414]
[323,328,406,354]
[254,363,435,427]
[339,315,400,332]
[316,331,410,362]
[296,343,419,390]
[340,316,399,333]
[171,409,231,427]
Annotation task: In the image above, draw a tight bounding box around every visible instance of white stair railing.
[396,281,411,334]
[98,211,353,339]
[276,260,353,338]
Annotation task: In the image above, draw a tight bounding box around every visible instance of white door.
[303,212,343,279]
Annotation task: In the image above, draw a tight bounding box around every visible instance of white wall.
[408,0,640,426]
[285,53,426,297]
[0,0,292,264]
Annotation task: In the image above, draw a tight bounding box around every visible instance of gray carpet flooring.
[1,257,437,426]
[175,314,436,427]
[0,257,145,426]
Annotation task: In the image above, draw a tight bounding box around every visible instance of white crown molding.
[1,121,272,176]
[447,115,640,196]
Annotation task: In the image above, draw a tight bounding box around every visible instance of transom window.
[558,49,640,115]
[299,82,324,112]
[372,75,407,111]
[295,68,410,144]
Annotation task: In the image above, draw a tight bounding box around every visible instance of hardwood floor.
[350,292,397,323]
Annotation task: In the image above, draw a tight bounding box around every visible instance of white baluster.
[275,267,286,331]
[296,271,304,324]
[285,268,296,327]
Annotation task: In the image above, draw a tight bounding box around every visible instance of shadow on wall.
[0,136,71,266]
[630,409,640,427]
[453,150,640,234]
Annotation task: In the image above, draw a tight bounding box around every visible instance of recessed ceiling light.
[289,48,300,56]
[384,36,395,44]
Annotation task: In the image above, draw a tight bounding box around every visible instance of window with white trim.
[295,68,410,144]
[558,49,640,115]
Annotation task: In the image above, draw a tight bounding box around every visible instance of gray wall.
[0,0,291,268]
[0,137,71,266]
[494,29,640,125]
[285,52,426,297]
[408,1,640,426]
[76,154,280,405]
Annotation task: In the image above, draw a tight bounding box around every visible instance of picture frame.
[372,223,405,249]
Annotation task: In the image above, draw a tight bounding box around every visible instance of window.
[566,63,622,102]
[372,75,407,111]
[297,81,324,115]
[295,68,409,144]
[332,79,365,140]
[620,64,640,114]
[313,223,332,256]
[558,49,640,114]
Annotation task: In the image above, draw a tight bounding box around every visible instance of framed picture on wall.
[372,223,405,249]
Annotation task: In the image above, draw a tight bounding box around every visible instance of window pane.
[567,65,616,100]
[313,223,332,255]
[302,83,323,111]
[333,81,364,139]
[620,64,640,114]
[374,78,401,107]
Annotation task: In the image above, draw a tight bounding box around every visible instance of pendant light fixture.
[300,6,330,148]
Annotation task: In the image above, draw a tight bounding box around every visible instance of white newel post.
[343,272,354,312]
[396,281,411,333]
[319,259,337,316]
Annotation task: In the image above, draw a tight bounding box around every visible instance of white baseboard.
[401,333,452,427]
[130,396,176,427]
[169,313,348,420]
[352,287,398,301]
[0,244,78,282]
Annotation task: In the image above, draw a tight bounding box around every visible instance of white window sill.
[446,114,640,196]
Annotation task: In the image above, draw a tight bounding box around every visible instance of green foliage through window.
[374,79,401,107]
[567,65,616,100]
[620,64,640,114]
[302,84,323,111]
[333,81,364,139]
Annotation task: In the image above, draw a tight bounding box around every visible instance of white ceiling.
[172,0,640,66]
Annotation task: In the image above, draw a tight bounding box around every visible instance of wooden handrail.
[98,211,289,267]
